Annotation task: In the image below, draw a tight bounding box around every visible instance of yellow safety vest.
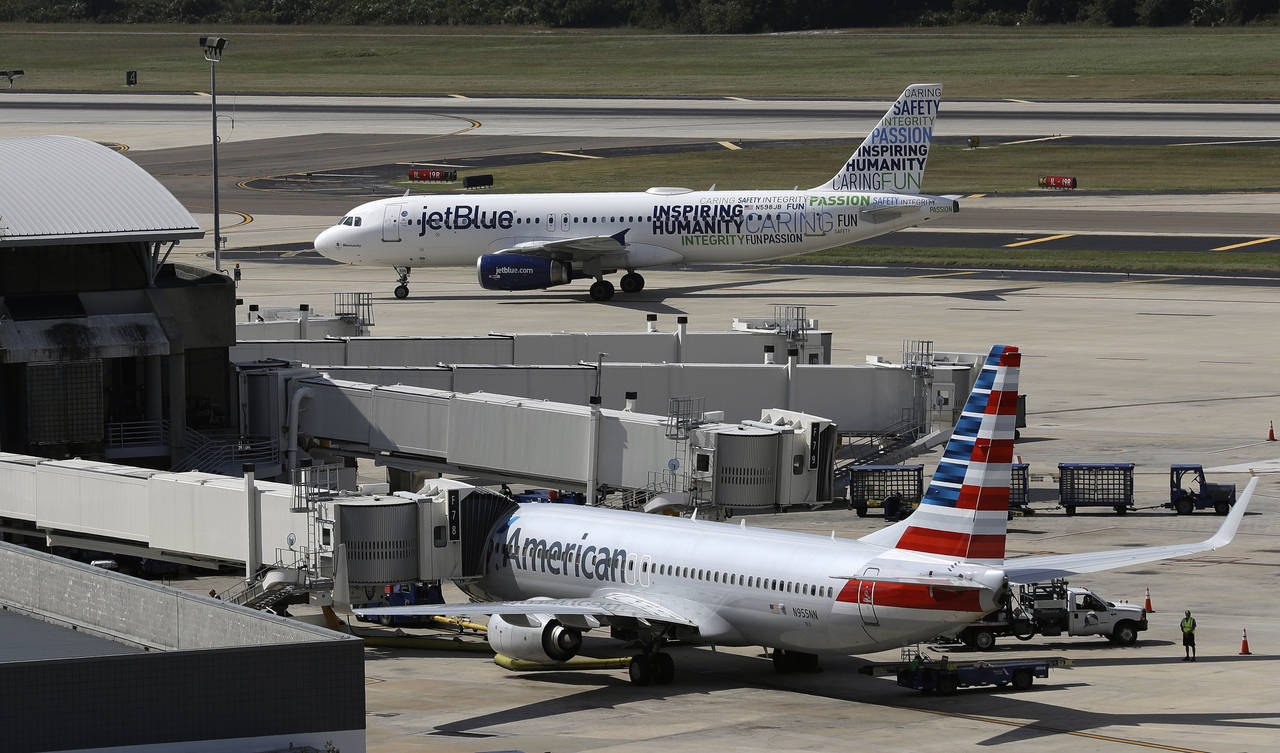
[1180,617,1196,634]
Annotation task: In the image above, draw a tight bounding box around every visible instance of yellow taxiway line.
[1212,237,1279,251]
[542,150,602,159]
[1004,233,1074,248]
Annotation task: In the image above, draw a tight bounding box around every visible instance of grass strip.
[2,23,1279,99]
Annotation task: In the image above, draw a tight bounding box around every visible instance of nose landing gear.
[393,266,411,299]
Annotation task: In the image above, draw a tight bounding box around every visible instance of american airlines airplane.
[356,345,1257,686]
[314,83,957,301]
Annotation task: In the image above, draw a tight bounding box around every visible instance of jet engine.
[487,613,583,663]
[477,254,570,291]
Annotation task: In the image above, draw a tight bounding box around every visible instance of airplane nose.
[314,227,341,261]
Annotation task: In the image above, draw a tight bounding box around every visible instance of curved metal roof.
[0,135,202,247]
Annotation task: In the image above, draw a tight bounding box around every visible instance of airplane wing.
[354,591,698,627]
[496,229,629,262]
[1003,477,1257,583]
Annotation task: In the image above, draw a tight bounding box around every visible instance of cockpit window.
[353,217,362,226]
[341,217,354,226]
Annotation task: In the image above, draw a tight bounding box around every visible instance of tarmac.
[18,94,1279,752]
[202,240,1280,753]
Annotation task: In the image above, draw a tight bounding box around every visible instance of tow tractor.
[954,579,1147,650]
[1165,464,1236,515]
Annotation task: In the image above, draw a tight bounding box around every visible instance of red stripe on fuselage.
[836,580,984,612]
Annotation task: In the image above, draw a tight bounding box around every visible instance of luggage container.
[843,464,923,520]
[1057,462,1134,515]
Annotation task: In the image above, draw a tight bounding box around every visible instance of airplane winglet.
[1206,476,1257,550]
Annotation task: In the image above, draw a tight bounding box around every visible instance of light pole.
[200,35,227,272]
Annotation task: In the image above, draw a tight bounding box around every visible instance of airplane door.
[547,213,556,232]
[859,567,879,626]
[383,203,405,242]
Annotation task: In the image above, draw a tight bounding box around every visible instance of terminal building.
[0,136,241,471]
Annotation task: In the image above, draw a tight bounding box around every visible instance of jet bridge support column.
[587,396,601,504]
[244,463,261,579]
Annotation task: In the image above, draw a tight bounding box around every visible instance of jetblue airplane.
[314,83,958,301]
[357,346,1257,686]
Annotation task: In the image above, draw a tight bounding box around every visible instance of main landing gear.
[628,650,675,686]
[393,266,411,299]
[771,648,821,674]
[589,271,645,302]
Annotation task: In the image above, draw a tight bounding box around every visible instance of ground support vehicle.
[860,650,1071,694]
[357,582,444,627]
[515,488,586,505]
[842,464,923,520]
[1058,462,1134,515]
[955,579,1147,650]
[1166,464,1236,515]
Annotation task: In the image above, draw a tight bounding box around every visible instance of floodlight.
[200,36,227,63]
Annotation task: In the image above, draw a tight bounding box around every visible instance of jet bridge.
[241,363,836,511]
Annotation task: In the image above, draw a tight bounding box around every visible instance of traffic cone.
[1144,586,1154,613]
[1240,627,1252,655]
[1269,421,1277,441]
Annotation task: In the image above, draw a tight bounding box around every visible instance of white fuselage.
[462,503,1003,654]
[314,187,957,270]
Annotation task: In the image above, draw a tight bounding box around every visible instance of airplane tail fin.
[816,83,942,194]
[858,344,1020,564]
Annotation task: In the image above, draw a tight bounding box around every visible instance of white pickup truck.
[957,579,1148,650]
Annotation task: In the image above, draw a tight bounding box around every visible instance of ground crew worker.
[1181,609,1197,661]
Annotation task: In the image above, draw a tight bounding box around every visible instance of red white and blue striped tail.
[860,344,1020,564]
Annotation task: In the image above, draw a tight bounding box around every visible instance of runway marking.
[1173,137,1280,147]
[185,206,253,229]
[1004,233,1073,247]
[101,142,129,152]
[912,271,977,278]
[193,91,210,96]
[965,193,986,198]
[1114,276,1179,284]
[542,150,602,159]
[1212,236,1279,251]
[396,162,467,167]
[718,141,742,150]
[447,93,468,99]
[907,706,1213,753]
[1004,98,1033,104]
[998,135,1069,146]
[725,96,752,102]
